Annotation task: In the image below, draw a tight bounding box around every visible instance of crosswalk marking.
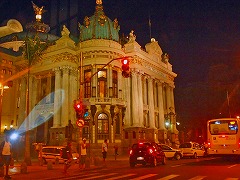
[228,164,237,168]
[130,174,157,180]
[81,173,118,180]
[158,174,180,180]
[105,173,135,180]
[188,176,207,180]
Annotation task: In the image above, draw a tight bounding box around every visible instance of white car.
[179,142,205,158]
[158,144,183,160]
[42,146,79,164]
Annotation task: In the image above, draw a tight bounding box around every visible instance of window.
[97,113,109,134]
[84,70,91,98]
[98,70,107,97]
[112,70,118,98]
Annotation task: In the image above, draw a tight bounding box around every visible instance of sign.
[76,119,84,127]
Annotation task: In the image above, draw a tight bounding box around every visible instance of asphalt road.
[9,156,240,179]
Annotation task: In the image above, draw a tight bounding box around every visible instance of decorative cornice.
[51,52,78,63]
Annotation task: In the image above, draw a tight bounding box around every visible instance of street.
[14,156,240,180]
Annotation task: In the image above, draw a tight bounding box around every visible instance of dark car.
[129,142,166,167]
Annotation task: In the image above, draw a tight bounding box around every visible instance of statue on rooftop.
[61,25,70,37]
[128,30,136,43]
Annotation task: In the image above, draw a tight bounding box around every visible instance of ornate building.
[0,0,178,155]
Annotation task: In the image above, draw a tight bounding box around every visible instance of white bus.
[207,118,240,156]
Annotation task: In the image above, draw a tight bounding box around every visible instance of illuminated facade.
[0,0,178,154]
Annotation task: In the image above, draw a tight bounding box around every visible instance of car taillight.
[238,138,240,148]
[149,148,153,154]
[129,149,133,155]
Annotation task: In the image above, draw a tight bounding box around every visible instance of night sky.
[1,0,240,131]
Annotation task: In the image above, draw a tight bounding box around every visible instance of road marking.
[188,176,207,180]
[130,174,157,180]
[157,174,180,180]
[105,174,135,180]
[227,164,238,168]
[81,173,118,180]
[171,164,184,167]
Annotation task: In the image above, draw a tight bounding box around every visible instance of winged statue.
[31,1,46,15]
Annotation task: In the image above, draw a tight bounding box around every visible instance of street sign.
[76,119,84,127]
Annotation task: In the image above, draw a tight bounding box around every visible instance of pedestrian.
[0,134,12,179]
[62,141,72,175]
[80,138,87,169]
[102,139,108,164]
[114,145,118,160]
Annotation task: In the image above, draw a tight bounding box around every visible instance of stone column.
[131,71,140,127]
[124,77,131,127]
[137,72,144,127]
[53,68,61,128]
[61,66,70,127]
[157,81,165,130]
[147,77,155,128]
[69,68,78,123]
[92,65,97,97]
[166,84,172,113]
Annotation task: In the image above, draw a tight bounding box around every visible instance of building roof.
[79,1,120,42]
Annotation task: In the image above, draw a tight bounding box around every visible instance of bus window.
[209,120,238,135]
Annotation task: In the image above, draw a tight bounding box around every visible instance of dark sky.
[1,0,240,84]
[1,0,240,128]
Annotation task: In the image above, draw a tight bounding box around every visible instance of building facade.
[0,0,178,155]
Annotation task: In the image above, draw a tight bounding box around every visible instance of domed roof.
[79,0,120,42]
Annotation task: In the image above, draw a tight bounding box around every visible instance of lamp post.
[23,2,50,165]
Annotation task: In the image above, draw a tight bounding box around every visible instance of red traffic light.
[73,100,85,113]
[121,58,130,78]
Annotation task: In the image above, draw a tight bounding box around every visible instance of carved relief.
[52,52,78,63]
[98,14,106,26]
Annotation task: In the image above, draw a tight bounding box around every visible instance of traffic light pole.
[76,54,131,162]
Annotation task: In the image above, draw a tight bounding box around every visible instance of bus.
[207,118,240,156]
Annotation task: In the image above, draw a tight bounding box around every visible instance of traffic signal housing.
[73,100,85,118]
[121,58,130,78]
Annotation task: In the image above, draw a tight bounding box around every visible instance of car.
[157,144,183,160]
[129,142,166,167]
[179,142,205,158]
[42,146,79,164]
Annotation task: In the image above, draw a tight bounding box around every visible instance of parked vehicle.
[129,142,166,167]
[179,142,205,158]
[158,144,183,160]
[42,146,79,164]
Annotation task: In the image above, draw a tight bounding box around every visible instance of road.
[40,156,240,180]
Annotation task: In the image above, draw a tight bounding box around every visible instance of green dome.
[79,2,120,42]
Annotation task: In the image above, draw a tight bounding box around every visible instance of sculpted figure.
[61,25,70,37]
[128,30,136,43]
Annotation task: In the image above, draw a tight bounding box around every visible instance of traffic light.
[121,58,130,78]
[73,100,85,118]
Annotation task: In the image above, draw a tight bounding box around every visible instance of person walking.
[102,139,108,165]
[0,134,12,179]
[80,138,87,169]
[62,141,72,175]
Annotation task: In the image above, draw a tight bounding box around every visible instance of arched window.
[97,113,109,140]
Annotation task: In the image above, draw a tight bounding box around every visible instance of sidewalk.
[5,154,129,180]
